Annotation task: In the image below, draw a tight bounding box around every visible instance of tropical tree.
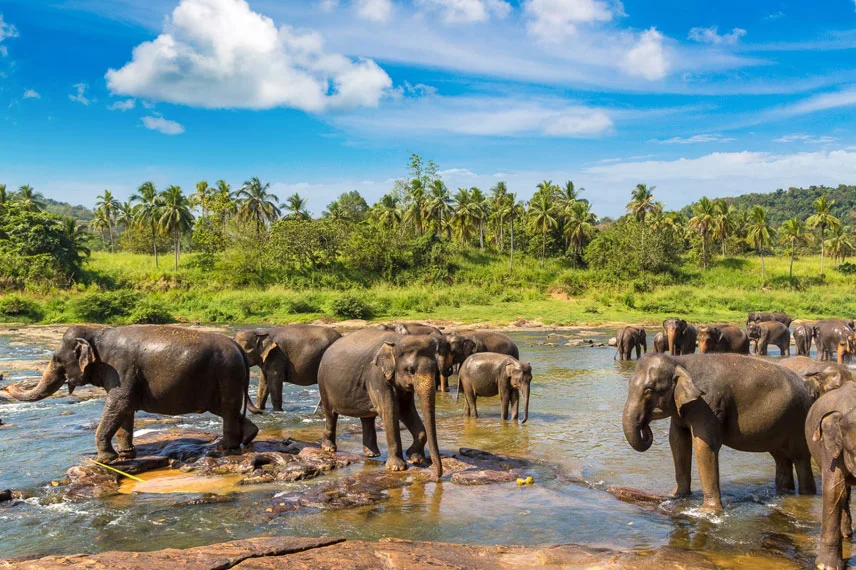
[688,196,716,270]
[89,209,111,249]
[237,177,281,232]
[404,178,426,237]
[626,183,661,250]
[158,185,194,271]
[712,199,736,257]
[424,179,452,239]
[374,194,403,232]
[130,181,162,267]
[452,188,476,245]
[116,201,134,231]
[564,200,597,266]
[211,180,237,229]
[778,217,808,278]
[489,181,509,250]
[826,226,854,268]
[62,217,91,259]
[470,187,488,249]
[0,184,6,206]
[95,189,120,252]
[15,184,45,212]
[745,205,774,282]
[528,189,558,266]
[806,196,841,275]
[507,193,523,273]
[191,180,214,217]
[283,193,310,221]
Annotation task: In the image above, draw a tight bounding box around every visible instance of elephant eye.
[407,366,416,375]
[643,387,653,395]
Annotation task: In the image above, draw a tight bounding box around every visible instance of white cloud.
[621,28,668,80]
[23,89,40,99]
[438,168,477,177]
[141,115,185,135]
[108,99,136,111]
[0,14,19,57]
[524,0,613,41]
[355,0,393,23]
[69,83,91,105]
[764,11,785,20]
[318,0,339,12]
[772,87,856,118]
[106,0,392,112]
[651,133,735,144]
[688,26,747,46]
[417,0,511,24]
[773,134,836,144]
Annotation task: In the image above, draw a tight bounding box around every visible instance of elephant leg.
[464,386,478,418]
[257,370,269,410]
[440,375,450,393]
[398,393,427,462]
[771,451,795,494]
[817,467,847,570]
[691,425,723,512]
[116,413,136,460]
[321,410,338,453]
[95,395,129,463]
[500,394,510,421]
[842,487,853,538]
[635,342,641,360]
[510,390,519,421]
[371,387,406,471]
[669,418,692,498]
[270,374,284,412]
[360,417,380,457]
[793,455,817,495]
[221,411,245,451]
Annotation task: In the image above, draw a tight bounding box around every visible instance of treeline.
[709,185,856,226]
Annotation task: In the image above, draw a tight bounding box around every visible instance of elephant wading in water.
[696,325,750,354]
[3,325,258,463]
[234,325,341,412]
[815,319,856,364]
[457,353,532,422]
[780,356,852,401]
[662,318,697,355]
[616,326,647,361]
[317,328,443,479]
[794,322,816,357]
[623,353,816,512]
[653,332,668,354]
[746,321,791,356]
[747,311,793,328]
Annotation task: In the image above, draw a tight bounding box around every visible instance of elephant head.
[663,318,688,355]
[812,409,856,475]
[622,354,704,452]
[804,367,850,400]
[234,329,277,368]
[373,335,443,478]
[837,332,856,364]
[746,323,762,342]
[448,334,477,366]
[5,326,102,401]
[637,328,647,351]
[506,359,532,423]
[696,326,722,354]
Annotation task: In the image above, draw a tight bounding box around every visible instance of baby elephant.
[458,353,532,422]
[747,321,791,356]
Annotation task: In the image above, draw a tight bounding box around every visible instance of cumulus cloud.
[651,133,735,144]
[141,116,185,135]
[108,99,136,111]
[106,0,393,112]
[355,0,393,22]
[23,89,40,99]
[0,14,19,57]
[69,83,91,105]
[688,26,747,46]
[524,0,613,42]
[417,0,512,24]
[621,28,668,80]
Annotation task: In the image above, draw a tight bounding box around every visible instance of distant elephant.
[662,318,697,355]
[815,319,856,363]
[465,331,520,359]
[394,322,444,336]
[747,311,793,328]
[616,326,647,360]
[317,329,442,479]
[653,332,668,353]
[623,353,815,512]
[393,323,454,391]
[746,321,791,356]
[4,325,257,463]
[793,322,816,357]
[780,356,852,401]
[458,353,531,423]
[697,325,750,354]
[234,325,341,412]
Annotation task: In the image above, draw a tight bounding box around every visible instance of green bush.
[0,295,43,321]
[838,262,856,275]
[286,297,320,314]
[330,294,373,320]
[66,290,140,323]
[128,299,174,324]
[204,305,243,323]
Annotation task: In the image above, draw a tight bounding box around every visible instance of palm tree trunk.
[820,227,826,275]
[702,234,707,270]
[174,227,179,271]
[721,237,726,257]
[509,215,515,273]
[760,249,765,283]
[541,228,546,267]
[109,223,115,253]
[789,243,795,279]
[479,222,484,249]
[151,222,159,268]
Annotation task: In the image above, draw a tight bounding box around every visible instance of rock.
[450,469,518,485]
[606,485,671,507]
[0,489,12,502]
[608,337,617,346]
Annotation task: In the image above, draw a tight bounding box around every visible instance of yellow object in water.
[525,476,534,485]
[88,459,144,482]
[516,478,525,486]
[516,476,535,486]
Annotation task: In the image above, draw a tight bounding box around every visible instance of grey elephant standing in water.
[4,325,257,463]
[616,326,647,360]
[457,353,531,422]
[793,322,815,357]
[662,318,697,355]
[746,321,791,356]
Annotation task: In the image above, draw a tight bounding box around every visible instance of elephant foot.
[669,486,691,498]
[698,500,724,514]
[117,446,137,461]
[385,456,408,472]
[242,421,259,446]
[407,451,426,464]
[272,406,283,413]
[816,544,844,570]
[363,446,380,458]
[321,440,337,453]
[95,450,119,464]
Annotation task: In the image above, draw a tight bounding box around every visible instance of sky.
[1,0,856,217]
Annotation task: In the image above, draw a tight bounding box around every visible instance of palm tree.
[564,200,597,266]
[404,179,426,237]
[712,199,735,257]
[528,189,558,267]
[116,201,134,232]
[158,185,194,271]
[283,193,310,221]
[826,226,854,268]
[237,177,281,233]
[689,196,716,270]
[424,179,452,239]
[89,210,111,249]
[191,180,214,217]
[745,205,774,282]
[95,190,121,252]
[212,179,237,228]
[778,217,808,278]
[470,187,488,249]
[325,201,346,221]
[15,184,45,212]
[374,194,403,232]
[556,181,582,248]
[452,188,476,245]
[130,181,162,267]
[489,181,509,250]
[62,217,91,259]
[807,196,841,275]
[626,183,658,224]
[0,184,7,206]
[507,193,523,273]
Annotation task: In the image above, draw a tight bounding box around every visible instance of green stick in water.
[88,459,144,482]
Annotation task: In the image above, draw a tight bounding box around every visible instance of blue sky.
[1,0,856,217]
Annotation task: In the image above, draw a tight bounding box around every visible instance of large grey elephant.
[234,325,341,412]
[793,322,815,357]
[457,353,531,422]
[747,311,793,328]
[815,319,856,363]
[746,321,791,356]
[696,325,750,354]
[616,326,646,360]
[662,318,697,355]
[623,353,815,512]
[780,356,852,401]
[653,332,668,353]
[3,325,257,463]
[317,328,442,479]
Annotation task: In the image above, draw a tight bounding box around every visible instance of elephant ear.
[394,324,409,335]
[673,366,703,415]
[373,342,396,382]
[504,359,516,380]
[74,338,97,373]
[256,334,279,363]
[814,412,844,459]
[463,338,477,356]
[802,373,821,401]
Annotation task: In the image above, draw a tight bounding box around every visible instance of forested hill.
[43,198,94,221]
[684,185,856,226]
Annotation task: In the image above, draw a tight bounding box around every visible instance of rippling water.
[0,329,838,567]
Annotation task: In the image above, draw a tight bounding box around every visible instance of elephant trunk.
[520,382,530,424]
[5,358,66,402]
[667,328,678,355]
[622,398,653,452]
[417,376,443,480]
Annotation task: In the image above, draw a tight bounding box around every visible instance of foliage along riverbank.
[1,251,855,327]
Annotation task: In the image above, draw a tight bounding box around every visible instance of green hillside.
[42,198,95,221]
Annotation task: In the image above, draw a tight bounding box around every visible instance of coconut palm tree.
[404,179,426,237]
[745,205,774,282]
[62,217,91,259]
[489,181,509,250]
[130,181,162,267]
[470,187,488,249]
[283,193,310,221]
[564,200,598,267]
[89,210,111,249]
[452,188,476,245]
[95,190,121,252]
[237,177,281,232]
[689,196,716,270]
[528,189,558,267]
[158,185,194,271]
[826,226,854,268]
[626,184,659,224]
[778,217,808,278]
[212,179,237,229]
[712,199,736,257]
[424,179,452,239]
[116,201,134,232]
[191,180,214,217]
[374,194,403,232]
[0,184,7,206]
[15,184,45,212]
[806,196,841,275]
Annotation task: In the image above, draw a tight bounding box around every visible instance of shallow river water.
[0,328,845,568]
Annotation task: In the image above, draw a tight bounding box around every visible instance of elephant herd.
[621,310,856,569]
[2,323,527,482]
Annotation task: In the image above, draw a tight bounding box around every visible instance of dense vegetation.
[1,158,855,326]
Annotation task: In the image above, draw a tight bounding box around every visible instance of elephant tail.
[239,347,261,415]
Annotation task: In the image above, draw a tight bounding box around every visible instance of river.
[0,328,836,568]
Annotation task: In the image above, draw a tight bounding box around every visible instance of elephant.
[616,326,647,360]
[696,325,750,354]
[804,382,856,569]
[780,356,852,401]
[662,318,697,355]
[653,332,668,354]
[746,321,791,356]
[623,353,816,512]
[793,322,816,357]
[393,322,444,336]
[815,319,856,363]
[464,331,520,359]
[747,311,793,328]
[457,353,531,422]
[317,328,442,479]
[234,325,341,412]
[3,325,258,463]
[392,323,454,392]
